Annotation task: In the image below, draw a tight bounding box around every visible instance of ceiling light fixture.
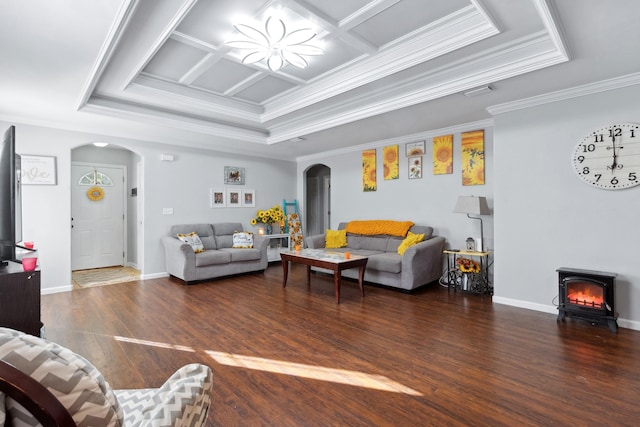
[93,142,109,147]
[226,16,323,72]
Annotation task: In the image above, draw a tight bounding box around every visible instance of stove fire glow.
[567,283,604,308]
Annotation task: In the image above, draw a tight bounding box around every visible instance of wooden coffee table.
[280,249,368,303]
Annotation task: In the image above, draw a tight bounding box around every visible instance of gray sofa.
[305,222,445,291]
[162,223,268,284]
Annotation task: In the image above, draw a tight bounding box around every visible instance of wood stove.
[557,267,618,333]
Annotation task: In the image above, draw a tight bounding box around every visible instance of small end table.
[443,249,492,295]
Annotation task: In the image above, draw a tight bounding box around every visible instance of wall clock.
[572,123,640,190]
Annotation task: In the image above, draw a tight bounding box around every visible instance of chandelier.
[226,16,323,72]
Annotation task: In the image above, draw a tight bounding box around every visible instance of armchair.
[0,328,213,426]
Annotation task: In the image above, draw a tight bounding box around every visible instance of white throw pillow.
[232,232,254,248]
[177,232,206,253]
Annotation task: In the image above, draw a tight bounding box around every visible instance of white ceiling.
[1,0,639,160]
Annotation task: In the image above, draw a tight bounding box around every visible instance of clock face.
[572,123,640,190]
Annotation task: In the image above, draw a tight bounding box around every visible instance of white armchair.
[0,328,213,426]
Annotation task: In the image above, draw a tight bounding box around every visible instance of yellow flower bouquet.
[250,205,285,229]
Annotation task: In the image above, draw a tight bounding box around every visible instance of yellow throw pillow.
[325,229,347,248]
[397,232,425,255]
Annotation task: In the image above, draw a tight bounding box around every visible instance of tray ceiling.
[2,0,640,159]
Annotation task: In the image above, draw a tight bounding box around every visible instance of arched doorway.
[305,164,331,237]
[70,143,142,288]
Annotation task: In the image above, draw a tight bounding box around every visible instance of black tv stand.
[0,261,42,336]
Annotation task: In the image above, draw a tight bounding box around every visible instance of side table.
[265,233,291,262]
[443,249,492,295]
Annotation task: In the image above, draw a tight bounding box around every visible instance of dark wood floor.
[41,264,640,426]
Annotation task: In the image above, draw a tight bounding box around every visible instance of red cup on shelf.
[295,244,301,251]
[22,257,37,271]
[344,251,351,259]
[24,241,34,249]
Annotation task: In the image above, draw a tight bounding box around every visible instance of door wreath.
[87,186,105,201]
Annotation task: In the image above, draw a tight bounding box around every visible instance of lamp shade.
[453,196,490,215]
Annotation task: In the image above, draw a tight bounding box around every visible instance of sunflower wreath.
[87,186,105,201]
[456,257,480,273]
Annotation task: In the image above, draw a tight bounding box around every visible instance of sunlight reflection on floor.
[113,336,421,396]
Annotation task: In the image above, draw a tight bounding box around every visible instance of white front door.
[71,164,125,270]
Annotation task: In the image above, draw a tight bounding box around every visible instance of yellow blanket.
[346,220,414,237]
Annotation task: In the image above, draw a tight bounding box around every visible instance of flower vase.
[265,224,273,235]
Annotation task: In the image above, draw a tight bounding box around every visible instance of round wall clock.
[572,123,640,190]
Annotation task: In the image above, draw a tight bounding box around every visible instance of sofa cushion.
[366,253,402,274]
[358,235,390,252]
[325,229,347,248]
[195,250,231,266]
[170,224,216,249]
[409,225,433,239]
[213,223,244,248]
[232,232,254,248]
[385,236,404,253]
[220,248,262,262]
[177,232,206,253]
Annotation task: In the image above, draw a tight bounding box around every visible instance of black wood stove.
[557,267,618,333]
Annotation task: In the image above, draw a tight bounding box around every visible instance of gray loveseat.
[305,222,445,291]
[162,223,268,284]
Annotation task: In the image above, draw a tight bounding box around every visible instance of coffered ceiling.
[1,0,639,159]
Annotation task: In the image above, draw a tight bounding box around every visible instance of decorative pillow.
[177,232,205,253]
[0,327,124,426]
[325,229,347,248]
[397,231,425,255]
[232,232,254,248]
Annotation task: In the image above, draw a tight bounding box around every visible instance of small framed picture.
[224,166,245,185]
[227,189,241,207]
[242,189,255,207]
[405,141,425,157]
[210,188,226,208]
[408,156,422,179]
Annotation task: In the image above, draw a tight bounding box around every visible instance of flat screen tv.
[0,125,22,266]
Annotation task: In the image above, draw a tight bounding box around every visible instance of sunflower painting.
[383,145,399,180]
[461,130,485,186]
[432,134,453,175]
[362,149,377,192]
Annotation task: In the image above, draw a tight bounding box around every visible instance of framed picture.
[210,188,226,208]
[408,156,422,179]
[227,189,241,207]
[242,189,255,207]
[224,166,245,185]
[405,141,425,157]
[21,155,57,185]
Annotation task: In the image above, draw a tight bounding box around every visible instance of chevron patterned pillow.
[0,328,124,426]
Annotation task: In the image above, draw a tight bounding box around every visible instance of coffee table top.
[281,249,366,264]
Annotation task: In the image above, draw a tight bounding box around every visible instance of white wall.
[4,121,296,293]
[493,84,640,329]
[297,121,495,256]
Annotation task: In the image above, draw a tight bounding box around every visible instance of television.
[0,125,22,267]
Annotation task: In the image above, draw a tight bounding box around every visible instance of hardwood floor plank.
[40,264,640,426]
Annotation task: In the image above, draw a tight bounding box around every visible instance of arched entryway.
[305,164,331,237]
[70,143,143,288]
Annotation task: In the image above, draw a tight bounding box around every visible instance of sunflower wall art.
[383,145,399,180]
[362,149,377,192]
[461,129,485,186]
[432,134,453,175]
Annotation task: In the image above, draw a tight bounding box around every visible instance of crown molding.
[487,72,640,116]
[76,0,139,110]
[129,74,264,122]
[268,31,566,143]
[262,5,499,121]
[82,95,269,143]
[296,118,494,163]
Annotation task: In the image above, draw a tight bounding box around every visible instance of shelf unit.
[265,233,290,262]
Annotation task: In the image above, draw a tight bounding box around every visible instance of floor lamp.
[453,196,490,251]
